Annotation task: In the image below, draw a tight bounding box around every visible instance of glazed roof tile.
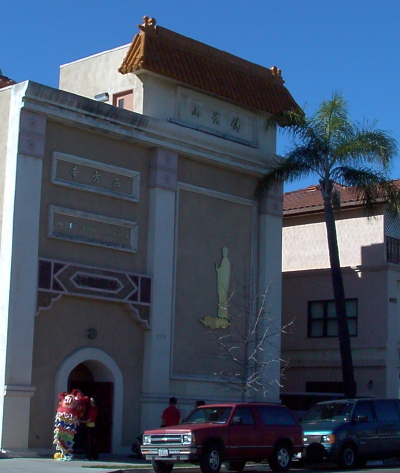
[119,16,299,115]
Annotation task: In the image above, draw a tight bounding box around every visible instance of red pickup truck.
[141,402,303,473]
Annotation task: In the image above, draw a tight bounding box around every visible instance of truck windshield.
[184,407,232,424]
[302,402,354,423]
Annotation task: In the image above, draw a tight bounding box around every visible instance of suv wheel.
[199,444,222,473]
[224,461,246,472]
[151,458,174,473]
[269,442,292,472]
[337,444,358,469]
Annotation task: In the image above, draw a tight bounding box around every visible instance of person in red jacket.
[53,388,89,461]
[161,397,181,427]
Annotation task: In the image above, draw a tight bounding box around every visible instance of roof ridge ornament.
[138,16,157,34]
[270,66,282,78]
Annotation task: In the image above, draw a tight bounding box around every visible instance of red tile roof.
[0,71,16,89]
[284,180,400,215]
[119,16,299,115]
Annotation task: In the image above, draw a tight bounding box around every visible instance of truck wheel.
[224,461,246,472]
[337,444,358,469]
[151,458,174,473]
[269,442,292,472]
[199,444,222,473]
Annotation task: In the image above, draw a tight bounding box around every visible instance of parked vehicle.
[298,398,400,468]
[280,392,344,420]
[141,402,303,473]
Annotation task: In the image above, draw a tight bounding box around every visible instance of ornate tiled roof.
[284,180,400,214]
[0,70,16,89]
[119,16,299,115]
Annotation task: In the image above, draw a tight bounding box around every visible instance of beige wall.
[281,267,390,396]
[283,208,385,271]
[30,119,153,449]
[177,157,256,199]
[30,297,144,448]
[173,187,254,376]
[59,45,134,104]
[173,157,257,379]
[40,121,150,273]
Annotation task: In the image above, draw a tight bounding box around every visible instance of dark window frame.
[308,298,358,338]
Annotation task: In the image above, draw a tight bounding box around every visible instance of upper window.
[113,90,133,111]
[308,299,358,338]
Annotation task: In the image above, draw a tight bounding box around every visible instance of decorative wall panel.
[52,152,140,201]
[48,205,138,252]
[37,258,151,329]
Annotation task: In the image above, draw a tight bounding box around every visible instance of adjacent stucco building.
[281,183,400,399]
[0,17,298,454]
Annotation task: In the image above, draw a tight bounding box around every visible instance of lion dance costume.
[53,389,88,461]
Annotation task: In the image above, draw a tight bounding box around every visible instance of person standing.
[83,397,98,461]
[161,397,181,427]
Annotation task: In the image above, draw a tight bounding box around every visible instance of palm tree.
[257,92,398,398]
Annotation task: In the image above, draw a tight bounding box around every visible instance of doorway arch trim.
[55,347,123,453]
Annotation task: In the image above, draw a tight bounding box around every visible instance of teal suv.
[298,398,400,469]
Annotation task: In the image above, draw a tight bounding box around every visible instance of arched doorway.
[55,348,123,453]
[69,363,114,453]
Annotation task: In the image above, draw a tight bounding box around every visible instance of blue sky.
[2,0,399,192]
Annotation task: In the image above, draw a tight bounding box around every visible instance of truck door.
[224,406,261,460]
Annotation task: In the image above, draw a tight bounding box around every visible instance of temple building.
[0,16,298,454]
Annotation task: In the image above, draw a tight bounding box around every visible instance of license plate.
[158,449,169,457]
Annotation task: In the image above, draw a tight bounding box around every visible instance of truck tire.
[224,461,246,472]
[337,443,358,469]
[268,442,292,472]
[199,444,222,473]
[151,458,174,473]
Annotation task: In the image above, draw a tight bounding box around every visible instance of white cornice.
[19,81,273,177]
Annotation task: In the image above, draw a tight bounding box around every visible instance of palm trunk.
[323,197,356,398]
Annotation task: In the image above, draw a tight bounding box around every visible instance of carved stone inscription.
[49,205,138,252]
[52,152,140,201]
[178,88,256,145]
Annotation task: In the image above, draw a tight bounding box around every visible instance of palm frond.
[261,91,398,214]
[332,166,400,215]
[256,155,313,198]
[335,124,398,168]
[265,107,308,140]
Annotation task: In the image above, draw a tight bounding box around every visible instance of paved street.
[2,457,400,473]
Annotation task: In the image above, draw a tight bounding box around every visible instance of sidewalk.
[0,453,155,473]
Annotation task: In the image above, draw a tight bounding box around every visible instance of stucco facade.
[281,187,400,400]
[0,18,298,455]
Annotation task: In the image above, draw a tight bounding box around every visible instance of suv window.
[232,407,255,425]
[374,400,400,421]
[353,401,374,421]
[257,405,297,426]
[185,407,232,424]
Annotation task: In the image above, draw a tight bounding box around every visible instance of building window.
[308,299,358,338]
[386,236,400,264]
[113,90,133,112]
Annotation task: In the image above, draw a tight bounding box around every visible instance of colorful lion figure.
[53,389,88,460]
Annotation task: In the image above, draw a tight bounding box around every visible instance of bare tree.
[205,282,292,401]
